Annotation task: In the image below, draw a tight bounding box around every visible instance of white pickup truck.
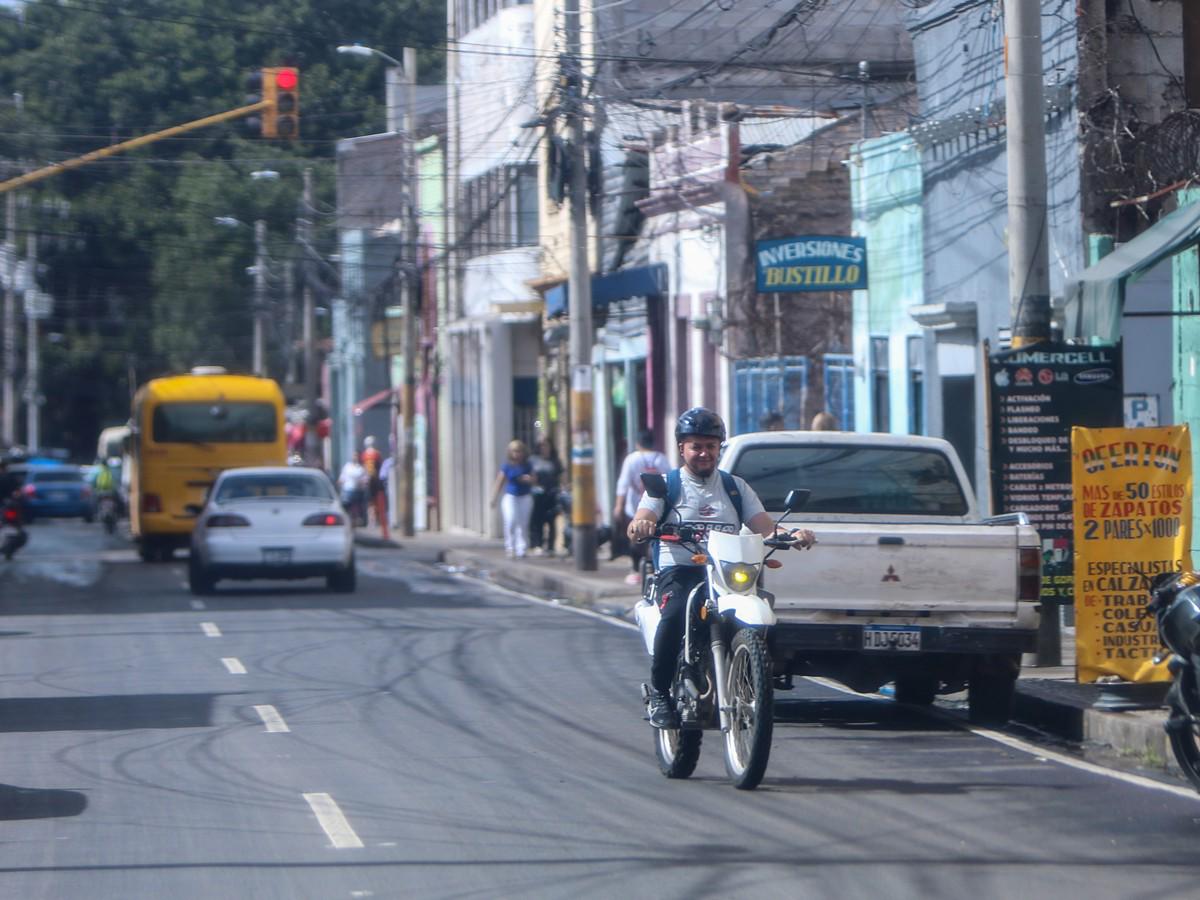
[719,431,1041,723]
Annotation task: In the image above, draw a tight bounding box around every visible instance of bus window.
[152,403,278,444]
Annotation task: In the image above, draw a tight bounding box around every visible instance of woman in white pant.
[490,440,534,558]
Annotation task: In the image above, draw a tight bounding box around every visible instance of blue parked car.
[21,466,94,522]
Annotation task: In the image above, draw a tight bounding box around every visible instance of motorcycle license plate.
[261,547,293,566]
[863,625,921,651]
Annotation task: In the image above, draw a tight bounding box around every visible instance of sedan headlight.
[720,562,760,593]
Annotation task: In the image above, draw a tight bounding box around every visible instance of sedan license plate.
[49,491,69,502]
[863,625,921,651]
[261,547,293,566]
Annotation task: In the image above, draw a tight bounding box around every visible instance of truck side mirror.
[784,489,810,512]
[641,472,668,499]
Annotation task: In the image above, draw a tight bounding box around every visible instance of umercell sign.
[755,236,867,292]
[987,342,1124,606]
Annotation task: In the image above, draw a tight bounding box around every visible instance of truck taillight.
[142,493,162,514]
[1019,547,1041,601]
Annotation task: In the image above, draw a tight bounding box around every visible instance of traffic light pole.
[0,100,270,195]
[300,168,320,467]
[252,220,267,376]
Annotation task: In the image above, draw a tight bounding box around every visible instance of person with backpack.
[613,429,670,585]
[626,407,815,728]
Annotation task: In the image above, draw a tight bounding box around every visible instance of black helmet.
[675,407,726,443]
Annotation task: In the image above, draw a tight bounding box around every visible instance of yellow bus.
[130,367,286,561]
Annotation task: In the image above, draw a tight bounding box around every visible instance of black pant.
[529,491,558,550]
[651,565,707,693]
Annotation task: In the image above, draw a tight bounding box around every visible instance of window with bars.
[459,164,539,259]
[871,336,890,433]
[733,357,809,435]
[823,354,854,431]
[454,0,530,38]
[907,335,924,435]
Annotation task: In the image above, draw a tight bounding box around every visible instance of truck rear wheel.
[968,673,1016,725]
[894,674,937,706]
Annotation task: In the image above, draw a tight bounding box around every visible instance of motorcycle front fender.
[716,592,776,627]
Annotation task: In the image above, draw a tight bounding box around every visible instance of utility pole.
[565,0,597,570]
[1005,0,1051,348]
[23,230,37,451]
[253,219,267,376]
[859,60,870,142]
[2,191,15,446]
[300,168,320,467]
[1004,0,1056,665]
[397,46,419,537]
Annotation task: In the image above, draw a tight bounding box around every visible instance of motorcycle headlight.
[720,562,760,593]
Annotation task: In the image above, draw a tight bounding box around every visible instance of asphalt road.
[0,519,1198,899]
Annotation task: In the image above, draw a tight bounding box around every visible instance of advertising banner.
[754,236,867,292]
[1071,425,1192,683]
[987,342,1123,606]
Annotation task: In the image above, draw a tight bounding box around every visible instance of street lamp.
[214,216,268,376]
[337,43,402,134]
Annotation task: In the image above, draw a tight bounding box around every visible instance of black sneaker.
[646,690,677,729]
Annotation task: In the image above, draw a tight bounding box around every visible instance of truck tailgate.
[773,523,1021,615]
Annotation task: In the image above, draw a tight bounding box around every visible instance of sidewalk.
[355,524,1178,776]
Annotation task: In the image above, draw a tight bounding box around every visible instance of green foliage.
[0,0,445,458]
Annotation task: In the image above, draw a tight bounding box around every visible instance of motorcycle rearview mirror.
[641,472,668,499]
[784,489,810,512]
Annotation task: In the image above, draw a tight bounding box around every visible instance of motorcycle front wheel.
[723,628,773,790]
[1167,702,1200,792]
[655,725,701,779]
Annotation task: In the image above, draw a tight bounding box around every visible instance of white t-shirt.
[615,449,671,518]
[637,468,765,569]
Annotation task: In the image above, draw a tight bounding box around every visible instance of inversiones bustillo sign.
[754,236,868,292]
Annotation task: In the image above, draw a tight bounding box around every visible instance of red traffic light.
[275,69,298,91]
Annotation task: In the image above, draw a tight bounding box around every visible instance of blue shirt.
[501,461,533,496]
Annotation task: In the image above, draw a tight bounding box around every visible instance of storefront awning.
[545,263,667,317]
[1064,200,1200,342]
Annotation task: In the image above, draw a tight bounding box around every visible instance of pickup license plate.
[261,547,292,566]
[863,625,921,651]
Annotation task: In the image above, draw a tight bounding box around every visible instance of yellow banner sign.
[1072,425,1192,683]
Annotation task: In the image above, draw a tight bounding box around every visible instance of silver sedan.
[188,467,356,594]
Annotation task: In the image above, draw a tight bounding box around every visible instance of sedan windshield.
[731,444,969,516]
[215,474,333,503]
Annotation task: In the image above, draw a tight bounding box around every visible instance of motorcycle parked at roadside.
[633,473,809,790]
[1,500,27,560]
[1145,569,1200,792]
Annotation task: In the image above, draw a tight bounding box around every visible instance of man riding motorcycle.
[627,407,815,728]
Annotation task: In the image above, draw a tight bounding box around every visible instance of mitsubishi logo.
[882,566,900,582]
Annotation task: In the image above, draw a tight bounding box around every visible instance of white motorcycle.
[634,475,809,790]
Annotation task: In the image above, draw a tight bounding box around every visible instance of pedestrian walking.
[528,435,563,556]
[613,429,670,585]
[360,436,385,526]
[491,439,534,558]
[810,410,838,430]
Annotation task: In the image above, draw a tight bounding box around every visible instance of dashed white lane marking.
[254,704,289,733]
[303,793,364,849]
[201,622,221,637]
[221,657,247,675]
[190,599,206,610]
[446,570,1200,802]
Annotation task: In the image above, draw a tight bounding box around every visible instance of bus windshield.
[152,402,278,444]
